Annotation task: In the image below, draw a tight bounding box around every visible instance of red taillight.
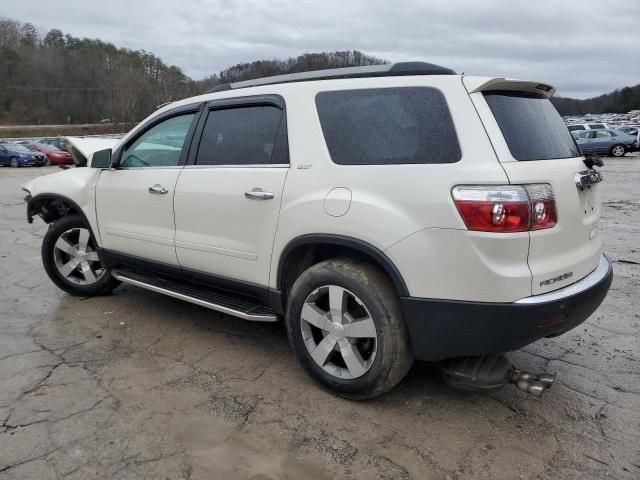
[527,184,557,230]
[452,184,557,233]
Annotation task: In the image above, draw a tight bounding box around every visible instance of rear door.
[591,130,613,154]
[466,80,602,295]
[173,95,289,287]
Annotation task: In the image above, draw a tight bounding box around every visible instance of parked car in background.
[17,142,74,166]
[616,125,640,151]
[39,137,70,152]
[573,129,636,157]
[567,123,609,132]
[0,143,47,167]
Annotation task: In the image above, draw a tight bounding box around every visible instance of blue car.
[0,143,47,167]
[572,129,636,157]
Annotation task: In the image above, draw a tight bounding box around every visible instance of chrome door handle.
[245,188,274,200]
[149,184,169,194]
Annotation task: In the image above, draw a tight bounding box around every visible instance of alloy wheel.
[53,227,105,285]
[612,145,625,157]
[10,158,18,168]
[300,285,377,379]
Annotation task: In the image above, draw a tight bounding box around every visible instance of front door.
[96,109,199,265]
[174,97,289,287]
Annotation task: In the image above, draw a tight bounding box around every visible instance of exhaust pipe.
[510,369,555,397]
[440,355,556,398]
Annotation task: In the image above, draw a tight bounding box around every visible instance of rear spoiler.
[463,77,556,98]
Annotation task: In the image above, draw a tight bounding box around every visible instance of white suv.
[23,62,612,399]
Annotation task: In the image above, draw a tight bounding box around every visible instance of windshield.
[35,143,60,152]
[484,91,581,161]
[9,144,32,153]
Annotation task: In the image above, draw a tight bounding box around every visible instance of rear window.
[315,87,461,165]
[484,91,580,161]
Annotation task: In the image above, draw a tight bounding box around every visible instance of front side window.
[484,91,580,161]
[195,106,286,166]
[574,131,590,140]
[121,113,196,168]
[316,87,461,165]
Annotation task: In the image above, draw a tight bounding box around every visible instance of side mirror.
[91,149,112,169]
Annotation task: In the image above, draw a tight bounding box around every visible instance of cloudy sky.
[3,0,639,98]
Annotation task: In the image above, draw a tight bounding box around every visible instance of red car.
[20,142,73,165]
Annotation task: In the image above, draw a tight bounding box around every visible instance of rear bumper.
[400,254,613,361]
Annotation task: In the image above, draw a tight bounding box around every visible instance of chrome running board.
[112,271,278,322]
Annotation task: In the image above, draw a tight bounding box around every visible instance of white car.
[567,122,610,132]
[23,62,612,399]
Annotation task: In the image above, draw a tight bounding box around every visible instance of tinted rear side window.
[196,106,286,165]
[484,91,580,161]
[589,124,605,129]
[316,87,461,165]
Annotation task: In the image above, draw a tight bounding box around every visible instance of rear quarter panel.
[269,76,532,301]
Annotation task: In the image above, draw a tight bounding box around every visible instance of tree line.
[551,85,640,116]
[3,17,636,125]
[0,18,386,126]
[0,19,197,125]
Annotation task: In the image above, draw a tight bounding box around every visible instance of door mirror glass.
[91,149,112,168]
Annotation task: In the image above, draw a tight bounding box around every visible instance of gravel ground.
[0,156,638,479]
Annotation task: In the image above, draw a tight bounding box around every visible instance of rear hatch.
[464,77,602,295]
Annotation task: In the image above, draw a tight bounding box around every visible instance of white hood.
[65,136,119,166]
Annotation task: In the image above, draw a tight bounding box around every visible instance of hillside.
[2,17,636,125]
[0,19,386,126]
[552,85,640,116]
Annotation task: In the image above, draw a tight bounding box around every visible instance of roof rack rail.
[207,61,456,93]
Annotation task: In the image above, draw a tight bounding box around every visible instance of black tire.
[609,144,626,157]
[42,215,120,296]
[10,157,19,168]
[285,259,413,400]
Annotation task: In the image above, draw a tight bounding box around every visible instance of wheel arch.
[276,234,409,307]
[27,193,98,242]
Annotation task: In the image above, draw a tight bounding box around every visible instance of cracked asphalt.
[1,157,639,480]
